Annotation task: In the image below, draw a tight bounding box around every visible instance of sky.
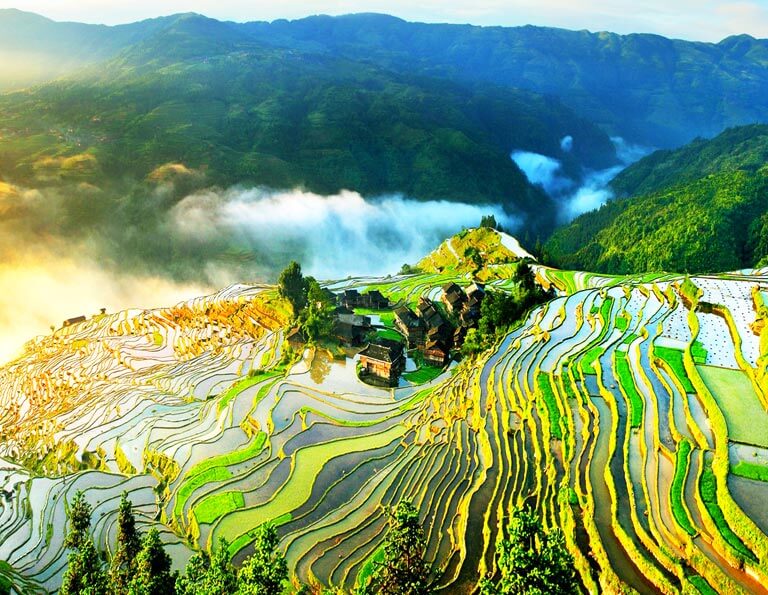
[0,0,766,41]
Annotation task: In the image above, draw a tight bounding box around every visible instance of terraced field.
[2,234,768,593]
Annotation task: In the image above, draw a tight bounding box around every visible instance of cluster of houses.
[287,283,487,386]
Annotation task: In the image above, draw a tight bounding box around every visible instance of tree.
[301,277,335,341]
[278,261,308,316]
[65,491,93,552]
[177,539,238,595]
[128,529,176,595]
[514,262,535,292]
[480,215,498,230]
[60,492,108,595]
[110,492,142,592]
[60,538,109,595]
[481,508,577,595]
[362,500,431,595]
[237,524,288,595]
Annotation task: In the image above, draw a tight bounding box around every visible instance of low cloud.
[170,188,519,280]
[511,136,651,222]
[0,181,516,362]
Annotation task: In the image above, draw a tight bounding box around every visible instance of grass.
[174,467,232,518]
[671,440,697,536]
[689,575,718,595]
[372,328,404,343]
[699,461,756,561]
[403,366,444,385]
[615,314,629,331]
[698,366,768,447]
[354,308,395,327]
[398,388,433,412]
[654,346,694,393]
[615,352,644,428]
[691,340,708,364]
[731,460,768,482]
[194,491,245,525]
[537,373,563,439]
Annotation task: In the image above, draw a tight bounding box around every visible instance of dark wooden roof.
[359,338,404,363]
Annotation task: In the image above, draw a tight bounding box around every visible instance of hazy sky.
[0,0,766,41]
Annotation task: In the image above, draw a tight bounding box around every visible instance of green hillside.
[545,126,768,274]
[0,14,620,233]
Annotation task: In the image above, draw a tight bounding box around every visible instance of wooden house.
[394,306,426,348]
[358,339,405,384]
[423,340,449,367]
[441,282,466,314]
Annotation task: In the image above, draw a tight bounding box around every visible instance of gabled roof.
[394,306,424,329]
[359,338,404,363]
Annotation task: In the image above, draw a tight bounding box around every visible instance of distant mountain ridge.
[1,10,768,148]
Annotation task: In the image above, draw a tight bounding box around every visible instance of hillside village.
[290,282,487,386]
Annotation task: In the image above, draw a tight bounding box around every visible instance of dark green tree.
[481,508,578,595]
[109,492,142,592]
[64,491,93,552]
[60,538,109,595]
[300,277,335,342]
[480,215,498,229]
[177,538,238,595]
[362,500,431,595]
[514,262,535,292]
[237,524,288,595]
[278,261,308,316]
[60,492,108,595]
[128,528,176,595]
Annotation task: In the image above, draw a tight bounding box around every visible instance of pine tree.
[128,529,176,595]
[60,538,109,595]
[480,507,578,595]
[64,491,93,552]
[109,492,142,592]
[362,500,431,595]
[177,538,237,595]
[60,492,108,595]
[237,525,287,595]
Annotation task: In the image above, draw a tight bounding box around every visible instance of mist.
[511,136,651,223]
[0,179,515,363]
[170,188,518,280]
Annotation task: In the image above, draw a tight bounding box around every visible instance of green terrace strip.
[671,440,697,536]
[403,366,445,385]
[354,309,395,327]
[211,424,405,553]
[691,341,708,365]
[227,512,293,557]
[174,432,268,519]
[689,575,719,595]
[579,346,603,375]
[194,491,245,525]
[536,373,563,440]
[699,461,757,562]
[217,370,281,413]
[614,352,644,428]
[654,346,695,393]
[731,461,768,482]
[397,388,433,412]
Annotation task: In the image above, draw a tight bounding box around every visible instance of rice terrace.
[1,225,767,593]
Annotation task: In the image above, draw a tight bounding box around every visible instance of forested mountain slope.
[545,126,768,273]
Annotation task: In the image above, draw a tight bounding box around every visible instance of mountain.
[234,14,768,148]
[0,13,618,238]
[0,9,179,90]
[544,125,768,273]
